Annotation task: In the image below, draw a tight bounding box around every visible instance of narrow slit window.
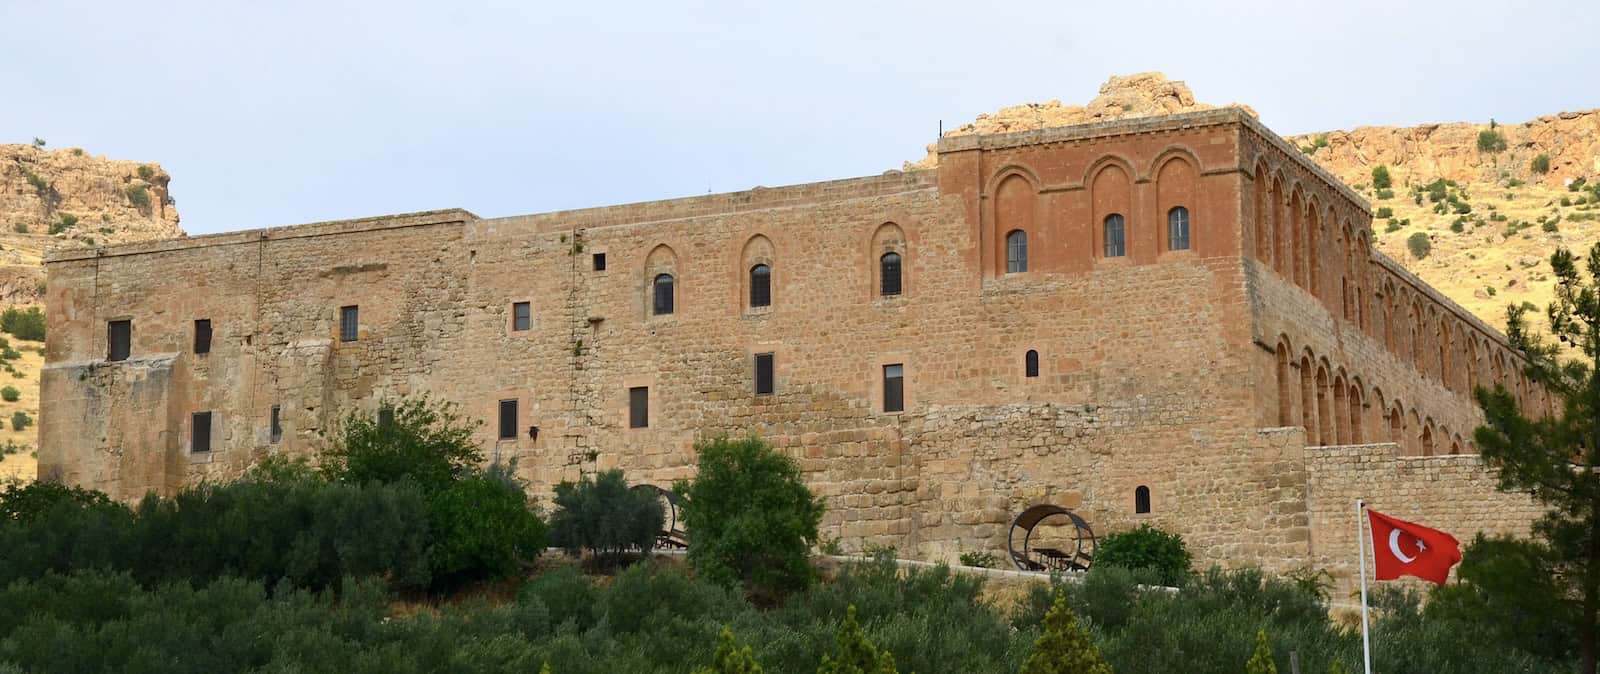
[377,406,394,428]
[883,363,904,413]
[1025,350,1039,378]
[512,302,531,331]
[593,253,607,271]
[749,264,771,308]
[880,252,902,296]
[191,412,212,454]
[107,319,131,362]
[1104,214,1126,257]
[194,319,212,355]
[1168,207,1191,251]
[629,386,649,428]
[339,306,359,342]
[1135,485,1151,514]
[652,274,675,315]
[754,352,775,395]
[498,399,518,440]
[269,405,282,444]
[1006,230,1028,273]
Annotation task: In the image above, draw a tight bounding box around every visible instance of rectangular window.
[191,412,212,453]
[339,305,359,342]
[883,364,904,413]
[754,353,775,395]
[498,399,518,440]
[269,405,282,444]
[107,320,131,362]
[593,253,607,271]
[377,407,394,428]
[629,386,649,428]
[194,319,212,354]
[512,302,531,331]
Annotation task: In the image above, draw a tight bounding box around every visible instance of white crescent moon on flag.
[1389,529,1416,563]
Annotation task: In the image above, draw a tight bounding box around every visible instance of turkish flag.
[1367,509,1462,584]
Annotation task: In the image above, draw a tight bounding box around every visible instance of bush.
[1371,165,1391,190]
[10,224,25,234]
[681,436,825,597]
[1532,154,1551,174]
[428,466,547,586]
[548,468,662,561]
[1375,188,1393,200]
[1,307,46,342]
[1426,534,1574,661]
[1406,232,1432,259]
[9,411,31,431]
[0,386,19,403]
[1246,629,1277,674]
[1019,591,1112,674]
[1093,524,1192,586]
[958,551,997,568]
[817,605,900,674]
[136,164,154,180]
[1450,220,1465,233]
[1477,129,1507,153]
[694,628,765,674]
[1543,221,1559,233]
[123,185,151,213]
[1374,207,1393,219]
[320,395,481,494]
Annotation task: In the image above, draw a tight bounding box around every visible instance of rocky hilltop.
[913,73,1600,340]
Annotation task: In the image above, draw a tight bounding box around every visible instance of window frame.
[592,253,607,271]
[193,319,212,355]
[1135,485,1152,514]
[749,264,772,308]
[1103,214,1126,258]
[1024,349,1040,378]
[511,302,532,332]
[628,386,650,428]
[107,319,132,362]
[1167,206,1191,251]
[879,252,902,297]
[269,405,282,444]
[652,274,675,316]
[498,399,518,440]
[191,411,212,454]
[882,363,905,413]
[339,305,359,342]
[1005,229,1028,273]
[754,352,775,395]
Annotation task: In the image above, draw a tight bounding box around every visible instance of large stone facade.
[39,109,1547,574]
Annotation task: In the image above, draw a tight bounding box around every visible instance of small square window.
[512,302,531,331]
[883,364,904,413]
[107,319,132,362]
[339,306,359,342]
[593,253,607,271]
[498,399,518,440]
[629,386,649,428]
[191,411,212,453]
[269,405,282,444]
[755,353,775,395]
[194,319,212,355]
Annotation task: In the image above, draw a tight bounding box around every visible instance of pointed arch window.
[880,252,902,296]
[1024,349,1040,377]
[1104,214,1126,257]
[1006,230,1028,273]
[1167,207,1190,251]
[652,274,675,315]
[749,264,771,308]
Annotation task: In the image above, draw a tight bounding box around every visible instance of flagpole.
[1357,499,1372,674]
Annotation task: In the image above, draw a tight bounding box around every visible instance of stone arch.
[871,222,908,299]
[993,172,1038,275]
[1092,161,1134,259]
[1299,351,1316,440]
[1289,188,1306,288]
[1380,280,1397,352]
[1389,399,1405,447]
[1155,153,1199,252]
[1271,173,1288,275]
[644,243,680,318]
[1348,376,1364,443]
[1253,162,1271,264]
[1438,315,1453,389]
[1466,335,1480,395]
[1333,370,1349,444]
[1408,409,1423,455]
[1316,360,1333,445]
[1421,418,1436,457]
[1410,297,1427,373]
[1275,337,1294,426]
[1306,196,1324,298]
[740,234,775,311]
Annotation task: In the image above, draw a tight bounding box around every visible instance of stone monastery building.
[40,108,1545,574]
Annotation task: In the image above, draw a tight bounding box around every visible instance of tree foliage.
[679,436,824,597]
[0,307,44,342]
[1018,591,1112,674]
[428,466,548,586]
[1371,165,1391,190]
[548,468,662,560]
[1406,231,1432,260]
[320,396,482,494]
[1533,153,1552,175]
[817,605,899,674]
[1092,524,1191,586]
[693,627,764,674]
[1245,630,1277,674]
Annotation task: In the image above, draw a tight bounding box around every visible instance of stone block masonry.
[40,109,1546,573]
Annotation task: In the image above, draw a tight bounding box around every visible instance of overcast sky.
[3,0,1596,235]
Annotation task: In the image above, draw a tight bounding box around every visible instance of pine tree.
[1018,590,1113,674]
[1245,629,1277,674]
[694,627,763,674]
[1327,657,1350,674]
[1475,242,1600,673]
[817,605,899,674]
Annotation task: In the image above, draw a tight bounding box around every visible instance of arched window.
[1006,230,1028,273]
[1024,350,1039,378]
[880,252,902,296]
[1104,214,1126,257]
[1168,207,1190,251]
[652,274,674,315]
[1135,486,1151,514]
[749,264,771,308]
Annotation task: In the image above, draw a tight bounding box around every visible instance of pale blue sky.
[3,0,1596,235]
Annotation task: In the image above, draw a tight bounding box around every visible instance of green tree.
[1327,657,1350,674]
[1371,165,1392,190]
[1474,241,1600,673]
[428,465,547,586]
[1018,590,1113,674]
[1245,629,1277,674]
[10,411,31,431]
[0,386,18,402]
[1533,154,1552,175]
[1406,232,1432,260]
[0,306,46,341]
[1478,128,1508,153]
[547,468,662,561]
[693,627,764,674]
[680,436,825,596]
[817,605,899,674]
[320,395,481,494]
[1093,524,1191,586]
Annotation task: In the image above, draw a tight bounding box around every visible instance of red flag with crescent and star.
[1367,508,1462,584]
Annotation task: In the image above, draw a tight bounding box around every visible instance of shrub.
[1450,221,1464,233]
[320,395,482,494]
[817,605,900,674]
[1425,534,1574,661]
[1487,286,1498,297]
[694,627,765,674]
[1,306,46,341]
[10,224,25,234]
[1384,221,1402,233]
[1543,221,1559,233]
[1374,207,1393,219]
[428,465,547,586]
[1477,129,1507,153]
[1406,232,1432,259]
[681,436,825,596]
[31,138,45,148]
[137,164,154,180]
[1375,188,1394,200]
[1,386,19,402]
[1532,154,1551,174]
[1371,165,1391,190]
[10,411,31,431]
[958,551,997,568]
[1246,629,1278,674]
[1094,524,1192,586]
[0,481,118,523]
[123,185,151,213]
[1019,590,1112,674]
[548,468,662,561]
[1561,196,1572,207]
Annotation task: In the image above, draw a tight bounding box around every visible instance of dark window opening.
[107,319,131,362]
[883,363,904,413]
[1025,350,1040,378]
[1168,207,1191,251]
[652,274,675,315]
[194,319,212,355]
[755,352,775,395]
[377,407,394,428]
[880,252,902,296]
[270,405,282,444]
[1006,230,1028,273]
[629,386,649,428]
[749,264,771,308]
[593,253,607,271]
[339,306,359,342]
[191,412,212,454]
[512,302,531,331]
[1104,214,1126,257]
[498,399,518,440]
[1135,485,1151,514]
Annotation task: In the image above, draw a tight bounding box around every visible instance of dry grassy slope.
[0,142,185,481]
